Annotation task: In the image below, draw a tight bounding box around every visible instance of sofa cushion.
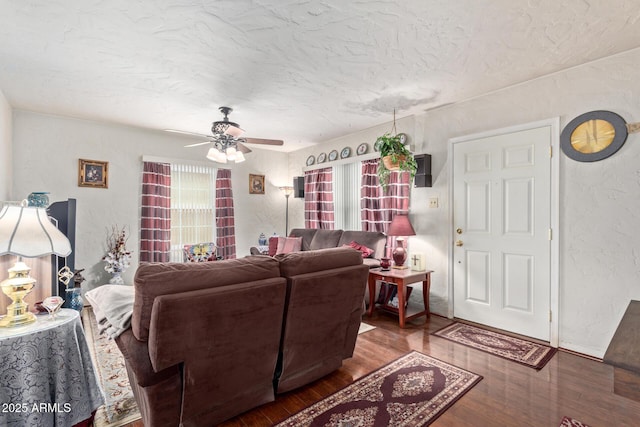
[276,247,363,277]
[276,236,302,254]
[309,229,343,250]
[288,228,318,251]
[132,256,281,341]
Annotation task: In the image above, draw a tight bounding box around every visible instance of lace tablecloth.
[0,309,105,426]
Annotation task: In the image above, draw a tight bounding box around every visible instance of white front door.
[452,124,552,341]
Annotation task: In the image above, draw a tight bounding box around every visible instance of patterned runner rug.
[560,416,591,427]
[275,351,482,426]
[432,322,557,370]
[82,306,141,427]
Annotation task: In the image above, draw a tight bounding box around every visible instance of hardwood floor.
[123,313,640,426]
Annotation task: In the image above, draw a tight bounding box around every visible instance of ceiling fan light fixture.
[226,146,237,161]
[207,147,227,163]
[235,151,246,163]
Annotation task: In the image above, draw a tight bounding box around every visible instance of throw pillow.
[343,240,375,258]
[276,236,303,255]
[183,242,217,262]
[268,236,279,256]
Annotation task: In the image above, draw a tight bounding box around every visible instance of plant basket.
[382,155,406,171]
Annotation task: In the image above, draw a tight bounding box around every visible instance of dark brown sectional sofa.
[114,247,369,427]
[288,228,387,268]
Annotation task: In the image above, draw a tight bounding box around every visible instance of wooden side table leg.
[397,279,406,328]
[367,274,377,317]
[423,273,431,319]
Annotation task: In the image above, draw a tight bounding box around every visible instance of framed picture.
[249,174,265,194]
[78,159,108,188]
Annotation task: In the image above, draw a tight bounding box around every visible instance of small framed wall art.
[249,174,265,194]
[78,159,108,188]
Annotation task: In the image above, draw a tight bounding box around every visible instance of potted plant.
[376,133,418,189]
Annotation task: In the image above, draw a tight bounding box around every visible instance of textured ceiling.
[1,0,640,152]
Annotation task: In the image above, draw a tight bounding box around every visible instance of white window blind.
[170,163,216,262]
[333,162,361,231]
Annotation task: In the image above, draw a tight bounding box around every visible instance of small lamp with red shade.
[386,214,416,269]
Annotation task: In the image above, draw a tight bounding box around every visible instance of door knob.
[456,228,463,234]
[455,240,463,247]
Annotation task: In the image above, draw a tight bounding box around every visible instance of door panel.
[453,125,551,340]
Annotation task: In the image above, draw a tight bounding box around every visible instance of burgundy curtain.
[304,167,335,229]
[360,159,410,256]
[140,162,171,262]
[215,169,236,259]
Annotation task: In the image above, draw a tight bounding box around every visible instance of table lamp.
[386,214,416,269]
[0,202,72,327]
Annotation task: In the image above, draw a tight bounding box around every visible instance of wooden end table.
[367,268,432,328]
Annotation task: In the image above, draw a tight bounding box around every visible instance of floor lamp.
[279,186,294,236]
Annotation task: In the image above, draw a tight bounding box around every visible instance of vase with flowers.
[102,225,133,285]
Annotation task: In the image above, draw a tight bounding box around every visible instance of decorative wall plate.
[340,147,351,159]
[560,110,628,162]
[357,143,368,155]
[374,139,382,152]
[306,155,315,166]
[397,133,408,145]
[317,152,327,163]
[328,150,339,161]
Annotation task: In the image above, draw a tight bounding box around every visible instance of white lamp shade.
[226,146,237,161]
[207,147,227,163]
[0,205,72,257]
[235,151,246,163]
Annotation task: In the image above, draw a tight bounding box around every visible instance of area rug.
[275,351,482,426]
[358,322,376,334]
[82,306,141,427]
[432,322,556,370]
[560,416,591,427]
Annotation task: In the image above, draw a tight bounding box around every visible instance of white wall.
[0,89,11,200]
[11,111,289,289]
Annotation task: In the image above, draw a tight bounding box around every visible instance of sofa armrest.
[114,329,180,387]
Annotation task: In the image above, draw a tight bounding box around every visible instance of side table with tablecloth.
[0,309,105,427]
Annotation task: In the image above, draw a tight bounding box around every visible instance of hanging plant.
[376,111,418,189]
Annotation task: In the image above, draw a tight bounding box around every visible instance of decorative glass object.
[42,296,64,320]
[65,287,84,311]
[27,192,50,207]
[258,233,267,246]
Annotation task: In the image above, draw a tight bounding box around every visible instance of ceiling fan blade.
[184,141,211,148]
[224,124,245,138]
[165,129,210,138]
[244,137,284,146]
[236,142,252,154]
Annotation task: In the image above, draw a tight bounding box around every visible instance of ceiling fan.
[176,107,284,163]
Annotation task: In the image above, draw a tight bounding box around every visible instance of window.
[333,162,361,231]
[169,164,216,262]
